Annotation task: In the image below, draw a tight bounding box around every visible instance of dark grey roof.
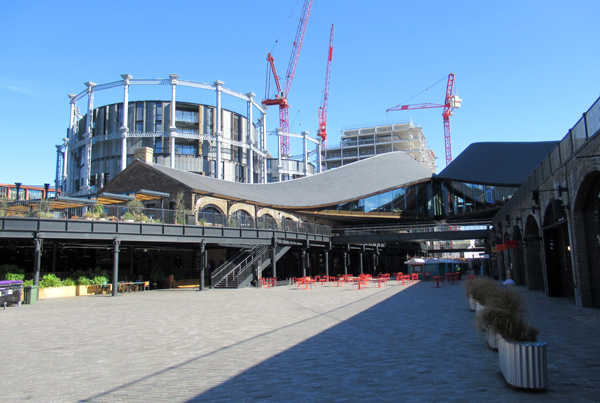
[437,141,560,186]
[144,152,434,208]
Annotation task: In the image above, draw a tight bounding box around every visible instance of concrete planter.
[468,296,476,311]
[485,328,499,350]
[38,286,76,299]
[497,335,548,389]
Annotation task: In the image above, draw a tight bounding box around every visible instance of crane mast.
[318,23,334,146]
[387,73,461,167]
[262,0,313,156]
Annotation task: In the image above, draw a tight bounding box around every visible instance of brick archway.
[524,215,544,290]
[572,171,600,308]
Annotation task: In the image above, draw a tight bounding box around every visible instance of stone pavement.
[1,279,599,402]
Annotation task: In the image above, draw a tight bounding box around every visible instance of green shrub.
[0,264,22,280]
[23,279,33,287]
[40,274,62,288]
[77,276,92,285]
[91,276,109,285]
[123,212,134,220]
[62,278,75,286]
[6,273,25,281]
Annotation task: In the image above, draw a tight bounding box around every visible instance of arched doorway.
[231,209,254,228]
[542,200,573,298]
[577,174,600,308]
[523,215,544,290]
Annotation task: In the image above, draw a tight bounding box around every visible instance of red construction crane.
[317,23,334,146]
[387,73,461,167]
[262,0,313,156]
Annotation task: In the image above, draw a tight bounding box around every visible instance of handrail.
[232,244,270,284]
[0,199,332,237]
[211,245,261,287]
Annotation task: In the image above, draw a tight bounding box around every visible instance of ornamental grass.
[465,276,498,305]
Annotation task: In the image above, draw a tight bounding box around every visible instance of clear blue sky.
[1,0,599,186]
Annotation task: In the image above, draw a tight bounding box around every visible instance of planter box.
[485,328,499,350]
[76,285,98,296]
[497,335,548,389]
[468,296,476,311]
[38,286,76,299]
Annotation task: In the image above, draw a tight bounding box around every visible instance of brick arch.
[229,206,253,217]
[571,170,600,307]
[524,214,544,290]
[542,197,573,298]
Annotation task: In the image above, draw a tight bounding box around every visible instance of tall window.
[136,102,144,132]
[155,138,163,154]
[176,110,199,123]
[117,104,124,126]
[206,108,214,133]
[155,102,163,132]
[209,160,216,178]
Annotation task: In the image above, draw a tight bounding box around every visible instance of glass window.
[392,188,405,213]
[453,182,464,214]
[136,103,144,120]
[155,102,162,118]
[175,144,197,155]
[155,138,162,154]
[364,195,379,213]
[117,104,123,126]
[379,191,392,212]
[417,182,428,216]
[176,110,199,123]
[463,183,474,212]
[404,185,417,215]
[136,121,143,132]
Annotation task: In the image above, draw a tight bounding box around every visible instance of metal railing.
[211,245,260,287]
[0,199,332,236]
[332,221,492,237]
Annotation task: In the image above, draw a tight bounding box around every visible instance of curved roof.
[139,152,434,208]
[437,141,560,186]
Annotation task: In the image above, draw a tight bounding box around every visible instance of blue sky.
[1,0,599,186]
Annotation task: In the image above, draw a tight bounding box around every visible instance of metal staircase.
[211,245,291,289]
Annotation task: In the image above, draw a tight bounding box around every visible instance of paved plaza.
[1,279,599,402]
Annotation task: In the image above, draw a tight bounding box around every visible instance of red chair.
[411,273,420,282]
[433,275,443,288]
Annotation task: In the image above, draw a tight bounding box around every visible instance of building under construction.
[321,121,437,173]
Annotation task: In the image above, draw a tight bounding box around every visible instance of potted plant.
[38,274,76,299]
[122,212,134,222]
[83,211,94,220]
[473,285,547,389]
[150,267,165,289]
[465,276,498,312]
[76,276,95,296]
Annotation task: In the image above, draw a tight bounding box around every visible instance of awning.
[135,189,170,202]
[96,192,136,205]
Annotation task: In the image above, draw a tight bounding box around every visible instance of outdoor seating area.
[283,273,412,291]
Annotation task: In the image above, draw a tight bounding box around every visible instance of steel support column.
[33,235,43,286]
[199,240,206,291]
[169,74,178,168]
[112,238,120,297]
[343,251,348,276]
[271,236,277,279]
[302,248,307,277]
[325,250,329,277]
[215,81,224,179]
[120,74,132,172]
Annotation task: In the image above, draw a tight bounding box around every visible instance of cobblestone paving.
[1,279,599,402]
